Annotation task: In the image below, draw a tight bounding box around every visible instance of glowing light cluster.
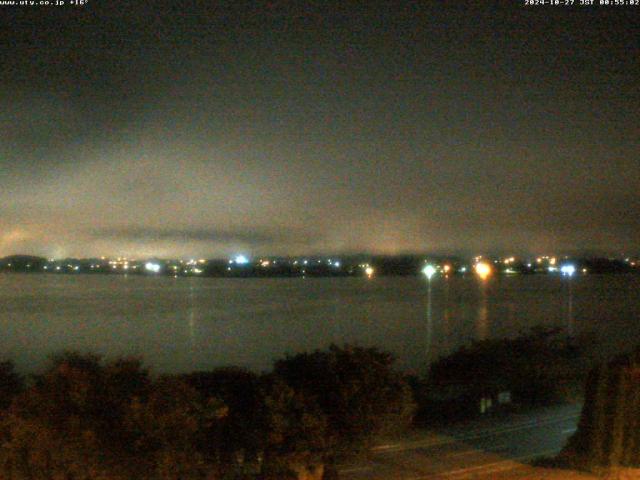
[474,261,492,280]
[560,264,576,276]
[422,264,437,280]
[234,255,249,265]
[145,262,161,273]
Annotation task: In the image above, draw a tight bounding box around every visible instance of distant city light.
[560,264,576,276]
[459,266,467,273]
[365,266,374,277]
[442,264,451,274]
[474,262,492,280]
[422,264,437,280]
[145,262,161,273]
[234,255,249,265]
[334,261,341,267]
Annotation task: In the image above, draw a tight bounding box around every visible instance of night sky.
[1,2,638,258]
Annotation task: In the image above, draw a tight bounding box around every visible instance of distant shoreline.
[2,254,637,278]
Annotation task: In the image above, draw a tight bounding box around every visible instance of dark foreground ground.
[339,403,602,479]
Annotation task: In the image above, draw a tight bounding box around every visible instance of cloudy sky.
[1,2,638,258]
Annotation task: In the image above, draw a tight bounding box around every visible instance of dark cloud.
[0,4,638,257]
[91,226,320,249]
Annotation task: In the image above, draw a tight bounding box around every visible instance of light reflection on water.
[425,281,433,366]
[476,282,489,341]
[0,273,638,374]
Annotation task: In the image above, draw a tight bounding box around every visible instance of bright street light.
[422,264,437,280]
[474,261,492,280]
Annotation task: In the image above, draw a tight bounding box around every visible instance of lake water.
[0,273,638,374]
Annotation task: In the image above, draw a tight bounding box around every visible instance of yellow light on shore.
[365,266,374,277]
[474,261,492,280]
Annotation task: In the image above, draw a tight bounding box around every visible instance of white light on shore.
[145,262,161,273]
[422,264,437,280]
[560,264,576,276]
[234,255,249,265]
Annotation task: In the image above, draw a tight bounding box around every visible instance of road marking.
[374,413,580,454]
[339,466,372,474]
[449,413,580,442]
[408,448,559,479]
[341,409,581,478]
[444,449,481,459]
[372,436,459,454]
[372,443,400,451]
[445,444,507,459]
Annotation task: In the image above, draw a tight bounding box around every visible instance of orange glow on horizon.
[474,261,492,280]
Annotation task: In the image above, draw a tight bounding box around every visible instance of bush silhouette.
[273,345,416,458]
[0,346,415,479]
[0,352,226,479]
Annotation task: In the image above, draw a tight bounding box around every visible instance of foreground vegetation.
[0,347,414,480]
[0,329,588,479]
[414,327,588,424]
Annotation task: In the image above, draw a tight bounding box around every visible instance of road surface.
[339,404,583,479]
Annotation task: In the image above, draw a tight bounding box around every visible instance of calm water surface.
[0,273,638,373]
